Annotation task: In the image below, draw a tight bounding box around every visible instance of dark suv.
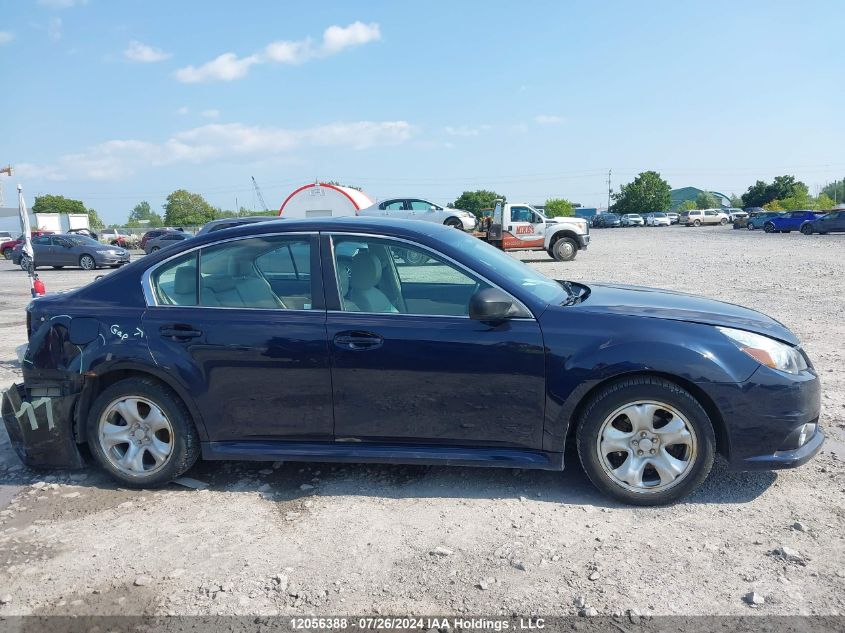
[800,210,845,235]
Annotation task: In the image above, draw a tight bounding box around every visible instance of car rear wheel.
[693,219,701,227]
[79,254,96,270]
[800,224,813,235]
[550,237,578,261]
[2,248,11,260]
[720,218,728,225]
[576,376,715,506]
[87,377,200,488]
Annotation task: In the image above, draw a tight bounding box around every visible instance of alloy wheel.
[97,396,174,476]
[595,400,698,494]
[80,254,95,270]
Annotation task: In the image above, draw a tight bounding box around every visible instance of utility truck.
[478,201,590,261]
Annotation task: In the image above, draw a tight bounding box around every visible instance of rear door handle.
[160,325,202,340]
[333,331,383,351]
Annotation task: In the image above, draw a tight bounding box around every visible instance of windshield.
[438,229,567,305]
[654,212,667,217]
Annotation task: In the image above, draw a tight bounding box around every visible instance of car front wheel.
[444,217,463,230]
[550,237,578,261]
[763,222,776,233]
[2,248,11,260]
[576,376,715,506]
[87,377,200,488]
[79,254,96,270]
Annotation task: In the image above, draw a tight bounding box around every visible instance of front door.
[142,234,333,442]
[503,206,545,250]
[326,234,546,449]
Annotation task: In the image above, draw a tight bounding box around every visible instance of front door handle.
[333,331,383,351]
[160,324,202,341]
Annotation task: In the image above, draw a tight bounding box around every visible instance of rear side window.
[151,252,198,306]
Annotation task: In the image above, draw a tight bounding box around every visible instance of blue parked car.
[1,219,823,506]
[746,211,784,230]
[800,210,845,235]
[763,210,826,233]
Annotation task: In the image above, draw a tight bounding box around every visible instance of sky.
[1,0,844,223]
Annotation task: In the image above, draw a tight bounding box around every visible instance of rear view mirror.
[469,288,530,321]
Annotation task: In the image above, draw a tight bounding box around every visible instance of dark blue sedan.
[763,210,825,233]
[1,219,823,505]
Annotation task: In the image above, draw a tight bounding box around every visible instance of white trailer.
[278,183,373,219]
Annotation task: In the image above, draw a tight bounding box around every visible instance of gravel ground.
[0,226,843,618]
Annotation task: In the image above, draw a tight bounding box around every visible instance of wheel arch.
[545,228,581,250]
[562,370,730,460]
[443,216,463,227]
[74,365,208,444]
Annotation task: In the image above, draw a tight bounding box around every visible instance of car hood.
[570,282,798,345]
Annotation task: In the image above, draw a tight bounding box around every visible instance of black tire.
[719,218,728,225]
[86,377,200,488]
[763,222,775,233]
[747,223,755,230]
[693,219,701,227]
[575,376,716,506]
[550,237,578,262]
[150,246,160,252]
[800,224,813,235]
[444,217,463,230]
[79,254,96,270]
[2,248,11,260]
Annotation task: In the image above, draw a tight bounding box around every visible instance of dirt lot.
[0,226,843,618]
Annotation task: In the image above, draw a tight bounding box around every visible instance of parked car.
[745,211,784,230]
[681,209,729,226]
[593,213,621,228]
[140,229,176,250]
[1,219,823,506]
[0,231,12,242]
[621,214,645,227]
[67,227,99,240]
[800,210,845,235]
[195,216,280,236]
[1,230,54,260]
[359,198,477,230]
[644,212,670,227]
[763,210,826,233]
[98,228,129,246]
[144,231,192,254]
[666,212,680,225]
[723,208,747,222]
[11,233,130,270]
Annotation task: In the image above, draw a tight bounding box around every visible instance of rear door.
[380,199,410,220]
[142,233,333,443]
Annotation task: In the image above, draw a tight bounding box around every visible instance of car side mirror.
[469,287,529,321]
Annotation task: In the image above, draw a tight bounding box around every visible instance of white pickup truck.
[481,201,590,261]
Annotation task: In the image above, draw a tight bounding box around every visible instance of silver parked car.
[11,234,130,270]
[144,231,192,254]
[358,198,477,230]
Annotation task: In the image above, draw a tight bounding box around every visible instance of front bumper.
[1,383,85,469]
[577,234,590,248]
[698,365,823,471]
[97,254,130,265]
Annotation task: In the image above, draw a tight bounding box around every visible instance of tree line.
[27,174,845,230]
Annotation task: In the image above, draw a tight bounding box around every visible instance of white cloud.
[175,52,261,83]
[0,31,14,45]
[444,124,491,137]
[47,17,62,41]
[176,21,381,83]
[534,114,564,125]
[125,40,171,63]
[200,109,220,119]
[38,0,87,8]
[321,21,381,54]
[176,106,189,115]
[21,120,413,181]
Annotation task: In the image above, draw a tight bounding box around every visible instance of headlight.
[717,327,808,374]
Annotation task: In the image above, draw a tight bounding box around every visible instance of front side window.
[332,236,492,317]
[409,199,438,211]
[510,206,534,222]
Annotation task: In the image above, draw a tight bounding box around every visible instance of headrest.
[201,254,230,276]
[174,266,196,295]
[338,266,350,297]
[349,251,381,290]
[228,257,254,277]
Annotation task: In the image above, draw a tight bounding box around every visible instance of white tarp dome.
[278,183,373,219]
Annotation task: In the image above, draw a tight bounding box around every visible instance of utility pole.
[607,169,612,211]
[0,165,12,207]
